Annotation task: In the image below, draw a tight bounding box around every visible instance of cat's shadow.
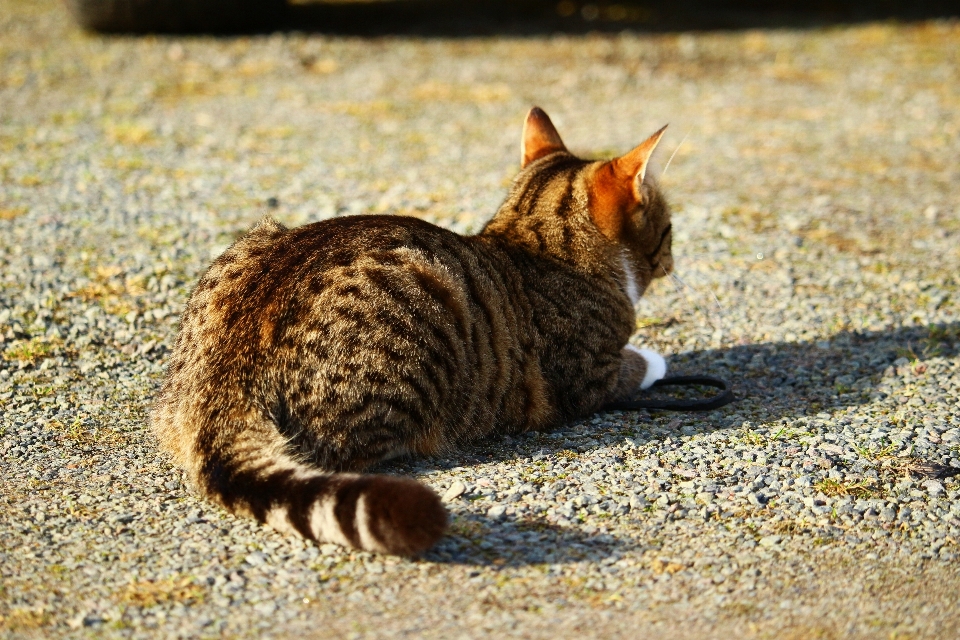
[380,321,960,567]
[423,511,640,567]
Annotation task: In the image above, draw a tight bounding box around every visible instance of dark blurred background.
[70,0,960,35]
[284,0,960,35]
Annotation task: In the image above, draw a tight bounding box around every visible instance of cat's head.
[516,107,673,291]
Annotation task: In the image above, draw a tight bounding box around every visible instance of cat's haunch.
[152,107,673,555]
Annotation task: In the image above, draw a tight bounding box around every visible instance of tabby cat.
[152,107,673,556]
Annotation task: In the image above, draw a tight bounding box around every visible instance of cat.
[152,107,673,556]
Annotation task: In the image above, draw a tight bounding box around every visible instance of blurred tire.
[67,0,287,33]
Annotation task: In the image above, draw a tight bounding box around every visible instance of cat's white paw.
[627,345,667,390]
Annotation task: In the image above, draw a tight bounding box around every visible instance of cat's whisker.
[658,262,725,334]
[659,250,721,260]
[659,130,690,180]
[658,262,701,315]
[671,269,725,333]
[669,273,711,326]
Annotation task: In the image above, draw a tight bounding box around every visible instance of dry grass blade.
[0,608,51,632]
[814,478,881,499]
[2,336,63,364]
[119,577,206,608]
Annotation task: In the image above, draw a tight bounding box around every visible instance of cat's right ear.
[521,107,568,168]
[612,124,668,200]
[589,125,667,240]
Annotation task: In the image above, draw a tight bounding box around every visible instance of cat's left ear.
[521,107,568,168]
[589,125,667,239]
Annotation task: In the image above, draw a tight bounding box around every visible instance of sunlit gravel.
[2,2,959,637]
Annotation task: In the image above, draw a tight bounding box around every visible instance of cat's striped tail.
[185,413,448,556]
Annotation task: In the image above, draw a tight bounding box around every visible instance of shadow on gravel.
[660,321,960,430]
[422,510,643,567]
[403,321,959,566]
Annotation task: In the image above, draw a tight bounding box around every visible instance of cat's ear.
[589,125,667,239]
[612,124,668,199]
[521,107,568,168]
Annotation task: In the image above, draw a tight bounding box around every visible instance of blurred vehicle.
[67,0,288,32]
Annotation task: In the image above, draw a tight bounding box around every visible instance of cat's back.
[201,214,465,299]
[182,214,478,339]
[161,214,495,407]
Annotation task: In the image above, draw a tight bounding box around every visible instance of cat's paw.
[626,345,666,390]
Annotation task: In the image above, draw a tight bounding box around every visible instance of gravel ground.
[2,1,960,638]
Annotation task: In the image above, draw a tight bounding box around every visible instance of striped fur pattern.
[152,107,674,555]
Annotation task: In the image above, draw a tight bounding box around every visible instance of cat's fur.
[152,108,673,556]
